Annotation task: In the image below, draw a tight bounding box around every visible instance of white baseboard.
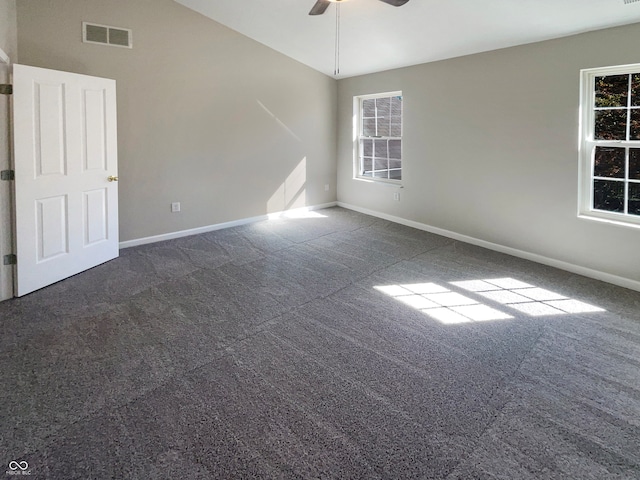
[337,202,640,293]
[119,202,338,249]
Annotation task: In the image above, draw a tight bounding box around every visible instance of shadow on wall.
[257,100,308,213]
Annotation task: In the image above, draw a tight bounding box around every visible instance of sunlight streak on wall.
[267,157,307,212]
[256,100,302,142]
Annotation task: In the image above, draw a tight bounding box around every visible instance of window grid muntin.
[356,92,402,183]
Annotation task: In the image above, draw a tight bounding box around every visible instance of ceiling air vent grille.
[83,22,132,48]
[624,0,640,4]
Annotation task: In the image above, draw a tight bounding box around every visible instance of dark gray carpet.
[1,207,639,479]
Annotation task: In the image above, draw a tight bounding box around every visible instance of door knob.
[108,176,119,182]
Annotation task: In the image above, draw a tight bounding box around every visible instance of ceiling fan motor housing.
[309,0,410,16]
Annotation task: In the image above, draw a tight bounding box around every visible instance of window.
[355,92,402,182]
[579,65,640,226]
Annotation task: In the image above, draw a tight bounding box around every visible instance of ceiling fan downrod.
[334,1,341,75]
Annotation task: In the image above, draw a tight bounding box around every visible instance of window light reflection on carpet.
[375,278,605,324]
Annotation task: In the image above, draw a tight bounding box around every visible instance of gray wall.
[16,0,337,241]
[0,0,16,61]
[337,23,640,284]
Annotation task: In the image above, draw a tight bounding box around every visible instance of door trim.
[0,47,14,301]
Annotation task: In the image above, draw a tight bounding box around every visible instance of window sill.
[577,213,640,230]
[353,176,403,188]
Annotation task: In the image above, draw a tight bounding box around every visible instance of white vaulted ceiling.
[174,0,640,78]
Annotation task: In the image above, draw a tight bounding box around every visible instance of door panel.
[13,64,118,296]
[35,82,67,177]
[83,188,108,245]
[82,88,107,171]
[36,195,68,261]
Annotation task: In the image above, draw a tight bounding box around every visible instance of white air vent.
[83,22,132,48]
[624,0,640,4]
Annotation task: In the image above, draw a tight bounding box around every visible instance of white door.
[13,64,118,296]
[0,49,12,301]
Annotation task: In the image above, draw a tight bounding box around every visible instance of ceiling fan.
[309,0,410,16]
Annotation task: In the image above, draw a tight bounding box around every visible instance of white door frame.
[0,47,14,301]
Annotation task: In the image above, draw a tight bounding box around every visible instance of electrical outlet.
[171,202,181,213]
[325,184,330,192]
[393,192,400,202]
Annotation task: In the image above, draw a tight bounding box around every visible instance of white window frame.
[579,63,640,228]
[353,91,403,185]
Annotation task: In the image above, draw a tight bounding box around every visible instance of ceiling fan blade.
[378,0,410,6]
[309,0,331,15]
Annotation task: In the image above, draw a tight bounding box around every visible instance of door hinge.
[0,84,12,95]
[3,254,16,265]
[1,170,14,181]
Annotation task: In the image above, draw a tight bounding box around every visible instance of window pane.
[389,169,402,180]
[374,158,389,171]
[373,171,389,179]
[362,98,376,117]
[390,118,402,137]
[631,108,640,141]
[594,146,625,178]
[389,159,402,169]
[595,74,628,108]
[594,109,627,140]
[374,139,388,159]
[363,118,376,136]
[376,118,390,137]
[361,138,373,156]
[375,97,390,117]
[593,180,624,212]
[391,96,402,116]
[630,149,640,180]
[628,183,640,216]
[375,98,390,136]
[389,139,401,159]
[362,157,372,173]
[632,74,640,107]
